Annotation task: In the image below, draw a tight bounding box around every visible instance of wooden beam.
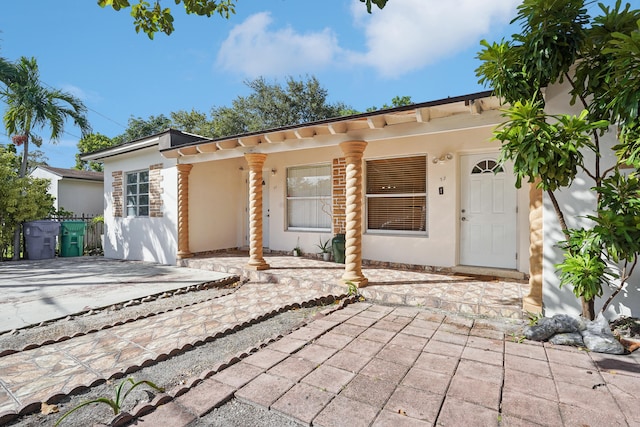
[328,122,348,134]
[264,132,285,143]
[416,107,431,123]
[162,150,180,159]
[178,146,199,156]
[197,143,218,153]
[238,136,260,147]
[367,116,386,129]
[217,139,239,150]
[294,128,315,139]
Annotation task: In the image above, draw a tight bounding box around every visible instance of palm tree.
[0,57,91,177]
[0,56,91,259]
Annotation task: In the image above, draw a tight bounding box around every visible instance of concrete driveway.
[0,257,232,333]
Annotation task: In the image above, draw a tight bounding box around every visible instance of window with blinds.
[286,164,331,230]
[366,155,427,233]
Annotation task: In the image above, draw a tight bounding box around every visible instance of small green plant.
[316,237,331,254]
[55,377,163,426]
[526,311,543,327]
[91,214,104,224]
[346,281,359,297]
[510,332,526,344]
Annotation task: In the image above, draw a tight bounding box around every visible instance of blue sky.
[0,0,614,168]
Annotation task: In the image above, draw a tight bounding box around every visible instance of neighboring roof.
[35,165,104,182]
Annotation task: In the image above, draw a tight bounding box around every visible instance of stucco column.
[244,153,270,271]
[339,141,368,287]
[176,163,193,259]
[523,180,543,314]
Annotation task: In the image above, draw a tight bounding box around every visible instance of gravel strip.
[5,303,328,427]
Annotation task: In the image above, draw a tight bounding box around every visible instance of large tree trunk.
[13,138,29,260]
[582,297,595,320]
[12,228,20,261]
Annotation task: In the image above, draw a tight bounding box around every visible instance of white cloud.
[216,12,341,78]
[214,1,519,80]
[60,84,102,103]
[350,0,520,78]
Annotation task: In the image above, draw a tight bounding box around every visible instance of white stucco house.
[30,166,104,217]
[82,88,639,319]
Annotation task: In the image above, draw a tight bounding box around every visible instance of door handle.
[461,217,467,221]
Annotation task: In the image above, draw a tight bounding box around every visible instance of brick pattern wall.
[149,163,164,218]
[332,157,346,234]
[112,171,123,218]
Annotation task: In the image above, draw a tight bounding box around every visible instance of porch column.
[339,141,368,287]
[244,153,270,270]
[523,180,543,313]
[176,163,193,259]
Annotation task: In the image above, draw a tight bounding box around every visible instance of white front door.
[262,172,270,248]
[459,153,517,269]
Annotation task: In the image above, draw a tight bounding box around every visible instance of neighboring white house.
[82,88,639,319]
[31,166,104,217]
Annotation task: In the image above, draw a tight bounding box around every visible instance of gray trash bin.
[24,220,60,260]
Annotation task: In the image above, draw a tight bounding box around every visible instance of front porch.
[179,251,529,320]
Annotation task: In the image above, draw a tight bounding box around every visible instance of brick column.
[245,153,270,270]
[339,141,368,287]
[149,163,164,218]
[332,158,346,234]
[176,164,193,259]
[112,171,123,217]
[523,180,543,313]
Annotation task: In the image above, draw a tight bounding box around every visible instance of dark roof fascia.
[36,165,104,182]
[159,90,496,153]
[81,128,207,161]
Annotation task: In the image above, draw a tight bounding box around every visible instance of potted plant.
[316,237,331,261]
[293,237,302,256]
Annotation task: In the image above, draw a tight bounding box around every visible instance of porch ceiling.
[161,92,504,162]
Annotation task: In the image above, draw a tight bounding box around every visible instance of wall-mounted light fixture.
[271,168,277,176]
[432,153,453,165]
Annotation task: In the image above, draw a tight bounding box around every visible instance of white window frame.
[286,163,332,231]
[125,169,149,217]
[365,155,428,235]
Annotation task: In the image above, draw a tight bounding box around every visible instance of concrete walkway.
[0,255,638,426]
[138,303,640,426]
[0,257,231,333]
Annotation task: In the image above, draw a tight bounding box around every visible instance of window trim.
[125,169,150,218]
[286,163,332,231]
[365,154,428,236]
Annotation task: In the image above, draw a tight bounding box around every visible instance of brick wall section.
[332,157,346,234]
[112,171,123,217]
[149,163,164,218]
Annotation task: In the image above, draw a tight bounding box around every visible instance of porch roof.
[160,90,503,162]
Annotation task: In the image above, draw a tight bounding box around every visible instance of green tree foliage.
[0,57,91,178]
[170,109,216,137]
[476,0,640,319]
[366,95,413,112]
[75,133,115,172]
[112,114,172,145]
[99,0,388,39]
[0,56,91,260]
[210,76,350,137]
[0,145,54,259]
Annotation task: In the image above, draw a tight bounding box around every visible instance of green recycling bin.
[332,233,346,264]
[60,221,86,257]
